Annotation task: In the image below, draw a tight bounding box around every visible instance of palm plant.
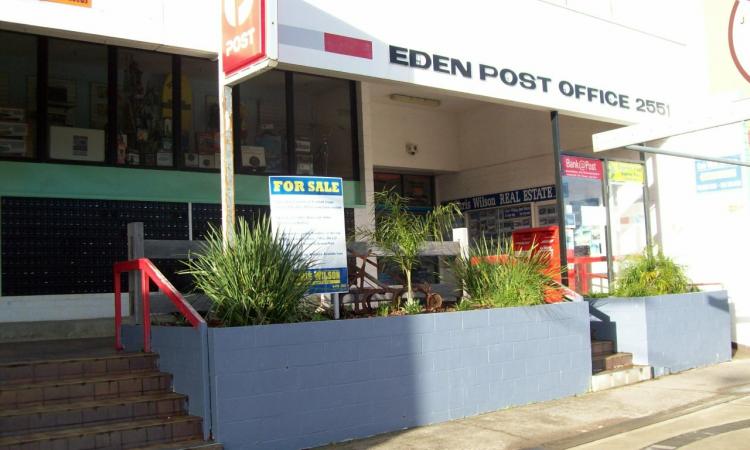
[613,247,696,297]
[180,216,314,326]
[357,189,461,307]
[452,237,561,309]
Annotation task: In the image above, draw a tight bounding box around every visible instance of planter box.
[589,291,731,377]
[123,302,591,450]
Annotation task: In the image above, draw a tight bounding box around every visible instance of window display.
[0,31,36,158]
[117,49,173,168]
[0,32,362,181]
[293,74,355,178]
[536,203,558,226]
[48,39,108,162]
[182,57,219,169]
[467,204,532,243]
[238,71,287,174]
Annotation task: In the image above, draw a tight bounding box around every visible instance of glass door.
[561,155,609,294]
[607,161,648,276]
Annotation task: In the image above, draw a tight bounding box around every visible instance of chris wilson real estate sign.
[269,176,348,294]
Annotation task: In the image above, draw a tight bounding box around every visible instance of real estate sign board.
[268,176,348,294]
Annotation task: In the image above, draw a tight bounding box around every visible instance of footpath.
[322,353,750,449]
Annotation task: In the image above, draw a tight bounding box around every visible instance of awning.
[592,101,750,168]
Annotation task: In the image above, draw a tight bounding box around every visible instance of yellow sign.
[608,161,644,184]
[43,0,92,7]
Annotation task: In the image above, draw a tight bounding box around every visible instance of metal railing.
[113,258,206,352]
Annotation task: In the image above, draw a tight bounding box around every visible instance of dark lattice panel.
[1,197,188,296]
[190,203,271,241]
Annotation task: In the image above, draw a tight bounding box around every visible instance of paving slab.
[321,357,750,450]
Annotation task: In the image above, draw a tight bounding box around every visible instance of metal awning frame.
[593,102,750,168]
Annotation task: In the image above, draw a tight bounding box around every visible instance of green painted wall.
[0,161,364,207]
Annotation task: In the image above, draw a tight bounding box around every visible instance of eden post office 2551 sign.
[222,0,265,76]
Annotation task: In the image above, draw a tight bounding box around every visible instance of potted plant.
[589,248,731,376]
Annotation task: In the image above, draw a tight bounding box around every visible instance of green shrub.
[452,237,560,309]
[180,216,314,327]
[376,303,391,317]
[613,248,696,297]
[401,298,423,315]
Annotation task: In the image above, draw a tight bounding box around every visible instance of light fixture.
[389,93,441,108]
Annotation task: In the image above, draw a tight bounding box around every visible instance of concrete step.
[0,318,114,343]
[590,365,653,392]
[0,392,186,437]
[0,371,172,408]
[0,415,203,449]
[133,440,224,450]
[591,339,614,357]
[0,352,158,385]
[592,352,633,373]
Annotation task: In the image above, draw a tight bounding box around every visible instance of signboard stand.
[333,293,340,320]
[268,175,349,302]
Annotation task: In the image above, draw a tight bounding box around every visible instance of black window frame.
[0,30,362,181]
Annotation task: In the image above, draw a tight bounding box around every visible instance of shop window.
[48,39,108,163]
[402,175,433,208]
[182,57,220,170]
[293,74,355,178]
[374,172,402,195]
[117,49,173,168]
[0,31,36,159]
[237,71,287,174]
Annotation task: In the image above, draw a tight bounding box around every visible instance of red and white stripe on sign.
[323,33,373,59]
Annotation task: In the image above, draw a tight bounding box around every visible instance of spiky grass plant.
[357,189,461,307]
[613,248,695,297]
[180,216,314,326]
[401,298,423,315]
[452,237,561,309]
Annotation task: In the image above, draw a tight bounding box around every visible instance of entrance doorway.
[560,154,649,294]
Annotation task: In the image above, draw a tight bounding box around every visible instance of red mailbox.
[512,226,563,302]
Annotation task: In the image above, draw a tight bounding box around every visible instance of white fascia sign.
[275,1,686,124]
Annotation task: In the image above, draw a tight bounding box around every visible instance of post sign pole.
[219,83,235,247]
[218,0,270,246]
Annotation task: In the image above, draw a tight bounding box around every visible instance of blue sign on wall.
[695,156,743,193]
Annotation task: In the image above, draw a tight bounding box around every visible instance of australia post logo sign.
[730,0,750,83]
[222,0,265,76]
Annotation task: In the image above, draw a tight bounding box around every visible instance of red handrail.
[114,258,206,352]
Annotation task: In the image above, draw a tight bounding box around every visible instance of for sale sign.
[222,0,265,76]
[269,176,349,294]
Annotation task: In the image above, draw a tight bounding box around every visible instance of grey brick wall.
[122,324,211,439]
[590,291,731,377]
[208,302,592,450]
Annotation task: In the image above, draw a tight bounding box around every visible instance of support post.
[127,222,144,324]
[333,294,340,320]
[141,269,151,353]
[551,111,569,286]
[219,83,236,247]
